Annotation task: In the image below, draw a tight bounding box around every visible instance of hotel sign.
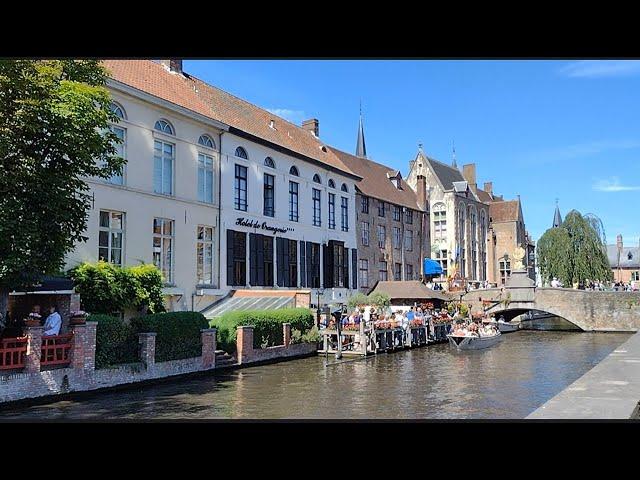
[235,217,294,235]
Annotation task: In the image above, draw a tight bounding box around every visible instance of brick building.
[607,235,640,284]
[330,114,429,293]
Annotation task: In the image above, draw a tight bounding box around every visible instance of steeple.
[452,141,457,169]
[355,102,367,158]
[552,199,562,228]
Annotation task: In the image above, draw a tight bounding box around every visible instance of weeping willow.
[537,210,612,286]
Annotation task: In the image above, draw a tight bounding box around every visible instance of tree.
[0,60,124,316]
[537,210,612,286]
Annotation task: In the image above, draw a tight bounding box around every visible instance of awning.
[423,258,443,275]
[9,276,74,295]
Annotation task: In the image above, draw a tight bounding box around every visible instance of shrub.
[347,292,369,309]
[70,261,165,315]
[368,292,390,309]
[291,325,321,344]
[89,314,138,369]
[130,311,209,362]
[211,308,314,353]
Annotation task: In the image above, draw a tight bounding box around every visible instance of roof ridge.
[329,146,404,174]
[189,72,319,142]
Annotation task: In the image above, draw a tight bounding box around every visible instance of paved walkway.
[527,332,640,419]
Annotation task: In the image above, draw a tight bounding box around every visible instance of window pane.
[111,248,122,266]
[154,156,163,193]
[163,220,173,235]
[153,218,162,235]
[98,248,109,262]
[205,170,213,203]
[163,157,172,194]
[111,232,122,249]
[99,211,110,228]
[98,230,109,248]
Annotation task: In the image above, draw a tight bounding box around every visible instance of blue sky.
[184,60,640,246]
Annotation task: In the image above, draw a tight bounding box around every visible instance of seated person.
[43,306,62,336]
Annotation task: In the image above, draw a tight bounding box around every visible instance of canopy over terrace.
[368,281,456,306]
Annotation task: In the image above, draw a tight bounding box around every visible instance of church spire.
[355,102,367,158]
[553,199,562,228]
[452,141,457,169]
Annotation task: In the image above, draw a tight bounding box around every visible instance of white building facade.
[218,130,360,305]
[66,80,228,312]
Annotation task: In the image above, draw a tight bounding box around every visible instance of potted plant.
[24,312,41,327]
[69,310,88,325]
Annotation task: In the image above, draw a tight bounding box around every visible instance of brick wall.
[236,324,317,365]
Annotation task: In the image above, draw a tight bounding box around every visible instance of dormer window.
[629,252,633,261]
[269,119,276,130]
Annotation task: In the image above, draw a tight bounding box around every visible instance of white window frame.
[196,225,215,285]
[198,152,215,204]
[154,139,175,195]
[98,210,125,266]
[153,218,175,285]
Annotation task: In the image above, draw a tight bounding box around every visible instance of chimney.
[462,163,477,187]
[484,182,493,195]
[302,118,319,138]
[160,59,183,74]
[416,175,428,211]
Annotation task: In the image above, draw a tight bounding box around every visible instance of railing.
[41,333,73,367]
[0,337,28,370]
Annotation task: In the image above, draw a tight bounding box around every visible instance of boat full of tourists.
[482,317,520,333]
[447,321,502,350]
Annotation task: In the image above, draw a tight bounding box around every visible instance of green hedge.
[89,314,138,369]
[210,308,314,353]
[130,311,209,362]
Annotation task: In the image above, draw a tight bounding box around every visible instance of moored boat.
[447,331,502,350]
[496,320,519,333]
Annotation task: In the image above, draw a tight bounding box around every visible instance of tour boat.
[447,330,502,350]
[482,318,520,333]
[496,320,519,333]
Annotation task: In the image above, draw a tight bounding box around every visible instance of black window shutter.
[283,238,291,287]
[299,241,306,288]
[323,243,332,288]
[277,237,285,287]
[306,242,313,288]
[249,233,257,286]
[352,248,358,290]
[257,235,265,286]
[343,248,349,288]
[227,230,235,286]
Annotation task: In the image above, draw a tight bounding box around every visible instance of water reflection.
[0,331,629,420]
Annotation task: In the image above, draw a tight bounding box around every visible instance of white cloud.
[559,60,640,78]
[593,177,640,192]
[265,108,306,124]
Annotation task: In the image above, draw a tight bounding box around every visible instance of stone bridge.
[462,283,640,332]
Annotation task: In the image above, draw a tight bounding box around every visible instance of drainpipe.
[218,131,225,291]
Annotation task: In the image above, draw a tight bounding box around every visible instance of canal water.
[0,331,630,420]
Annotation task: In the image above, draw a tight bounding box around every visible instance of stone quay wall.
[1,321,317,405]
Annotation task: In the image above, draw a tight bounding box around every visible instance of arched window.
[154,119,174,135]
[235,146,248,159]
[328,179,336,189]
[469,206,478,281]
[433,203,447,242]
[313,174,321,184]
[198,135,215,149]
[457,204,466,278]
[264,157,275,168]
[111,102,126,120]
[341,183,348,192]
[289,166,299,176]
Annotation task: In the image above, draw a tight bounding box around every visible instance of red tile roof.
[102,60,358,179]
[330,148,422,210]
[489,199,522,222]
